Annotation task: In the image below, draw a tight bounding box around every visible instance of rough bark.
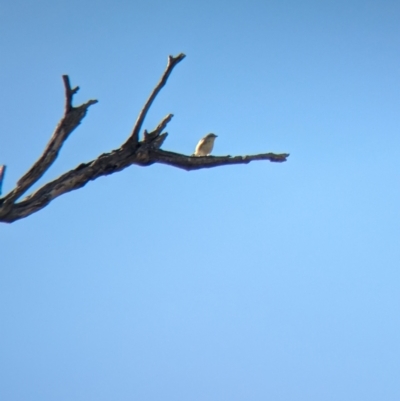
[0,53,289,223]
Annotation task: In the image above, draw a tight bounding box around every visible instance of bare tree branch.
[0,148,288,222]
[62,75,79,113]
[123,53,185,148]
[152,150,289,171]
[144,113,174,143]
[0,53,289,223]
[0,77,97,211]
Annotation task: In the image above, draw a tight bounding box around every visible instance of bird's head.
[205,133,217,141]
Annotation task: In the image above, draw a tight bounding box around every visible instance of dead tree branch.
[0,77,97,215]
[0,53,289,223]
[123,53,186,148]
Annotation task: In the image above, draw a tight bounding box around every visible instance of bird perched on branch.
[193,133,218,156]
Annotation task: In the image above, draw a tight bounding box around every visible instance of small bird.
[193,133,218,156]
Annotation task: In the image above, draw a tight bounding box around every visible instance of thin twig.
[124,53,185,147]
[62,75,79,112]
[144,113,174,142]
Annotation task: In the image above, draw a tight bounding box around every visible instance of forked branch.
[123,53,186,147]
[0,54,289,223]
[0,77,97,211]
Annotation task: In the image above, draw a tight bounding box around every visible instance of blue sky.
[1,0,399,400]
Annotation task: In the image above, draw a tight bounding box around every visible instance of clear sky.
[1,0,399,400]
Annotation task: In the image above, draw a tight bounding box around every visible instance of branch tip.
[125,53,185,146]
[62,75,75,111]
[175,53,186,60]
[62,75,71,89]
[83,99,98,108]
[158,113,173,128]
[169,53,186,64]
